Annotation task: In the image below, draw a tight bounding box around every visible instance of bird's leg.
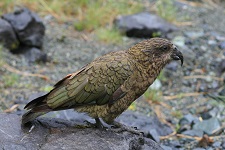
[110,121,144,136]
[95,118,106,129]
[84,118,106,129]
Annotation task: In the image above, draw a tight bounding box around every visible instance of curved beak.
[171,46,183,66]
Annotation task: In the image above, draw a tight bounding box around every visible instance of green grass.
[155,0,177,22]
[73,0,143,43]
[144,88,163,103]
[74,0,143,30]
[2,73,19,87]
[128,102,137,111]
[157,71,167,82]
[40,85,53,92]
[0,0,179,44]
[95,28,123,44]
[0,0,143,44]
[171,110,183,119]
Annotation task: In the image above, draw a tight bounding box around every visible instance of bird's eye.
[162,45,168,51]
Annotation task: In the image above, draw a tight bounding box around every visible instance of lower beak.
[171,47,183,66]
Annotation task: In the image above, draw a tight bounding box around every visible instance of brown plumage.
[22,38,183,127]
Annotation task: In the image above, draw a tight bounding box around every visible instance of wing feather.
[45,52,133,109]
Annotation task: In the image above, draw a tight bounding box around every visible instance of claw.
[110,121,144,136]
[84,118,106,129]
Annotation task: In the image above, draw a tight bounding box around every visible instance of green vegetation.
[144,89,163,103]
[152,31,162,38]
[0,0,178,43]
[40,85,53,92]
[73,0,143,43]
[157,71,167,82]
[128,102,137,111]
[2,73,19,87]
[171,110,183,119]
[95,28,123,44]
[155,0,177,22]
[0,0,143,44]
[73,0,143,30]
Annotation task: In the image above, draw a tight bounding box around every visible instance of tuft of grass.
[74,0,143,31]
[155,0,177,22]
[171,110,183,119]
[152,31,162,38]
[95,28,123,44]
[0,0,15,15]
[74,0,143,43]
[1,0,143,44]
[2,73,19,87]
[40,85,53,92]
[157,71,167,82]
[128,102,137,111]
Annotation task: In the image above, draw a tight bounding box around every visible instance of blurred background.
[1,0,225,149]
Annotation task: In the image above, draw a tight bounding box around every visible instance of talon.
[133,126,138,130]
[83,120,96,128]
[110,121,144,136]
[111,125,118,129]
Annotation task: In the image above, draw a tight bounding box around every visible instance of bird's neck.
[136,57,167,83]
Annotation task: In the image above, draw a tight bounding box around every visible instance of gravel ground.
[1,1,225,149]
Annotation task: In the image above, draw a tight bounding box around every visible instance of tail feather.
[22,94,52,125]
[22,111,48,125]
[24,94,48,110]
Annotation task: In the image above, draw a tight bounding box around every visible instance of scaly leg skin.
[84,118,106,129]
[110,121,144,136]
[84,119,144,136]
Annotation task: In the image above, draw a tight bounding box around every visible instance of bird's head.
[128,38,183,67]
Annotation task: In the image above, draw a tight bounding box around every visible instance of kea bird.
[22,38,183,132]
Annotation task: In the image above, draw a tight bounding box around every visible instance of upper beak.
[171,46,183,66]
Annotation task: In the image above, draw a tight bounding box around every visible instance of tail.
[22,111,47,125]
[22,94,52,125]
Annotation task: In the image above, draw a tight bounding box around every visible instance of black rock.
[41,110,173,140]
[3,8,45,48]
[0,113,163,150]
[0,18,19,50]
[116,111,173,136]
[23,47,47,63]
[114,12,177,38]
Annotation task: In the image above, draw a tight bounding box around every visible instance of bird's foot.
[110,121,144,136]
[84,118,106,129]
